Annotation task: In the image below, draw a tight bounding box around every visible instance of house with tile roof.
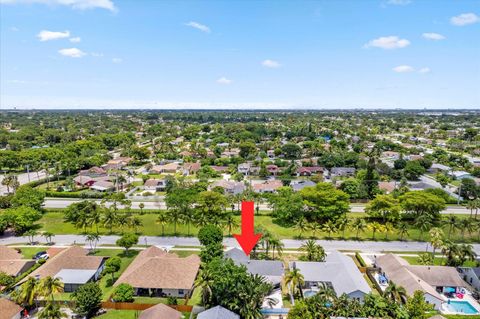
[0,298,22,319]
[115,246,200,298]
[19,246,106,292]
[138,303,182,319]
[0,246,35,277]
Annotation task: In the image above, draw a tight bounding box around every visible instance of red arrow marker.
[234,201,262,256]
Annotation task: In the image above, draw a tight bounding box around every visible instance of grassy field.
[402,255,478,267]
[97,310,139,319]
[37,211,480,243]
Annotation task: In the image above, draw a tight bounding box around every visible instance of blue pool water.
[447,300,479,314]
[304,290,317,298]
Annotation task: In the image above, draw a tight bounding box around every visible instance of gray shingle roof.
[197,306,240,319]
[290,251,371,296]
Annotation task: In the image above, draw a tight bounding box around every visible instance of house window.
[179,289,184,295]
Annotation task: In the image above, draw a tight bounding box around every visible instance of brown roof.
[144,179,163,187]
[0,246,35,277]
[46,247,66,258]
[20,246,105,284]
[184,162,201,172]
[0,298,22,319]
[378,181,396,193]
[115,246,200,290]
[0,246,22,260]
[139,303,182,319]
[376,254,465,300]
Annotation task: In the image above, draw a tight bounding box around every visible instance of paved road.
[43,198,471,215]
[1,234,479,255]
[0,171,48,195]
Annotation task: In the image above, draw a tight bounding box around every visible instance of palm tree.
[102,209,118,234]
[474,199,480,219]
[467,200,476,219]
[397,222,409,241]
[443,215,458,239]
[194,267,214,306]
[15,277,38,307]
[458,218,475,240]
[336,217,349,239]
[383,281,407,304]
[156,213,168,236]
[429,227,444,258]
[285,267,305,300]
[43,232,54,245]
[38,276,64,301]
[414,214,433,241]
[116,213,129,232]
[367,222,384,240]
[169,209,182,235]
[308,222,322,239]
[383,222,394,240]
[24,229,38,245]
[295,216,309,239]
[269,237,284,259]
[417,252,434,265]
[38,301,67,319]
[85,232,100,252]
[224,213,238,236]
[129,216,143,234]
[322,220,337,238]
[458,244,477,265]
[139,203,145,214]
[351,218,367,239]
[88,207,102,233]
[300,239,326,262]
[181,210,195,236]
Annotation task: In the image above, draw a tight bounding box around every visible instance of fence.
[101,301,193,312]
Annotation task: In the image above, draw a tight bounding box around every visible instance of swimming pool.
[303,290,317,298]
[446,300,479,315]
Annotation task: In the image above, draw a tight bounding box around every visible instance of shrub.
[113,283,134,302]
[355,252,366,267]
[71,282,103,318]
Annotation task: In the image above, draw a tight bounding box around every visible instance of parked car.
[33,251,49,260]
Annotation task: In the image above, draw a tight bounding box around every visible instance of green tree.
[102,256,121,282]
[299,239,326,262]
[405,290,432,319]
[383,281,407,304]
[285,268,305,299]
[71,282,103,318]
[38,302,67,319]
[113,283,134,302]
[11,185,45,210]
[300,183,350,221]
[400,191,446,220]
[403,161,426,180]
[365,194,401,222]
[116,233,139,255]
[38,276,64,301]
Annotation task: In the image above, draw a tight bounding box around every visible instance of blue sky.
[0,0,479,109]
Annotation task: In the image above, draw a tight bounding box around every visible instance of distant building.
[253,180,283,193]
[290,180,316,192]
[144,179,167,192]
[330,167,356,179]
[209,180,245,195]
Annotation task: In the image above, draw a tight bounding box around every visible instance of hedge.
[45,191,106,199]
[355,252,367,267]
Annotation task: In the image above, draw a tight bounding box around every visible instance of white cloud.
[393,65,415,73]
[112,58,122,63]
[0,0,117,12]
[185,21,210,33]
[450,13,479,26]
[69,36,81,43]
[58,47,86,58]
[422,32,445,40]
[386,0,411,5]
[91,52,104,57]
[216,77,232,85]
[364,36,410,49]
[37,30,70,41]
[262,59,281,68]
[419,67,431,74]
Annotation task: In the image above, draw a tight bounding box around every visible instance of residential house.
[225,248,284,287]
[79,166,107,177]
[73,175,96,187]
[144,179,167,192]
[267,165,280,176]
[429,163,451,174]
[0,246,35,277]
[290,251,371,302]
[267,150,276,159]
[290,180,316,192]
[450,171,472,180]
[115,246,200,298]
[20,246,106,292]
[182,162,201,176]
[150,163,179,174]
[458,267,480,291]
[296,166,324,177]
[210,165,229,173]
[375,254,466,309]
[0,298,22,319]
[138,303,182,319]
[378,181,397,194]
[103,157,133,170]
[238,163,252,175]
[197,306,240,319]
[253,180,283,193]
[90,180,115,192]
[221,148,240,158]
[330,167,356,179]
[209,180,245,195]
[381,151,400,160]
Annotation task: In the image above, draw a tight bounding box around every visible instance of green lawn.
[17,247,48,259]
[403,255,478,267]
[97,310,139,319]
[37,211,480,243]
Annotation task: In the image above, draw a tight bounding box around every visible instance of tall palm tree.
[269,237,284,259]
[429,227,444,258]
[300,239,326,262]
[351,218,367,239]
[308,222,322,239]
[443,215,458,239]
[467,200,476,219]
[102,209,118,234]
[336,217,349,239]
[168,209,182,235]
[88,207,102,233]
[156,213,168,236]
[194,267,214,306]
[295,216,309,239]
[38,276,64,301]
[85,232,100,252]
[224,213,238,236]
[458,244,477,265]
[15,277,38,307]
[322,220,337,238]
[38,302,67,319]
[458,218,475,240]
[367,222,384,240]
[397,222,409,241]
[129,216,143,234]
[414,214,433,241]
[383,281,407,304]
[285,267,305,300]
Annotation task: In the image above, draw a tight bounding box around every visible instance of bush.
[167,296,178,305]
[113,283,134,302]
[198,225,223,247]
[45,190,106,199]
[71,282,103,318]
